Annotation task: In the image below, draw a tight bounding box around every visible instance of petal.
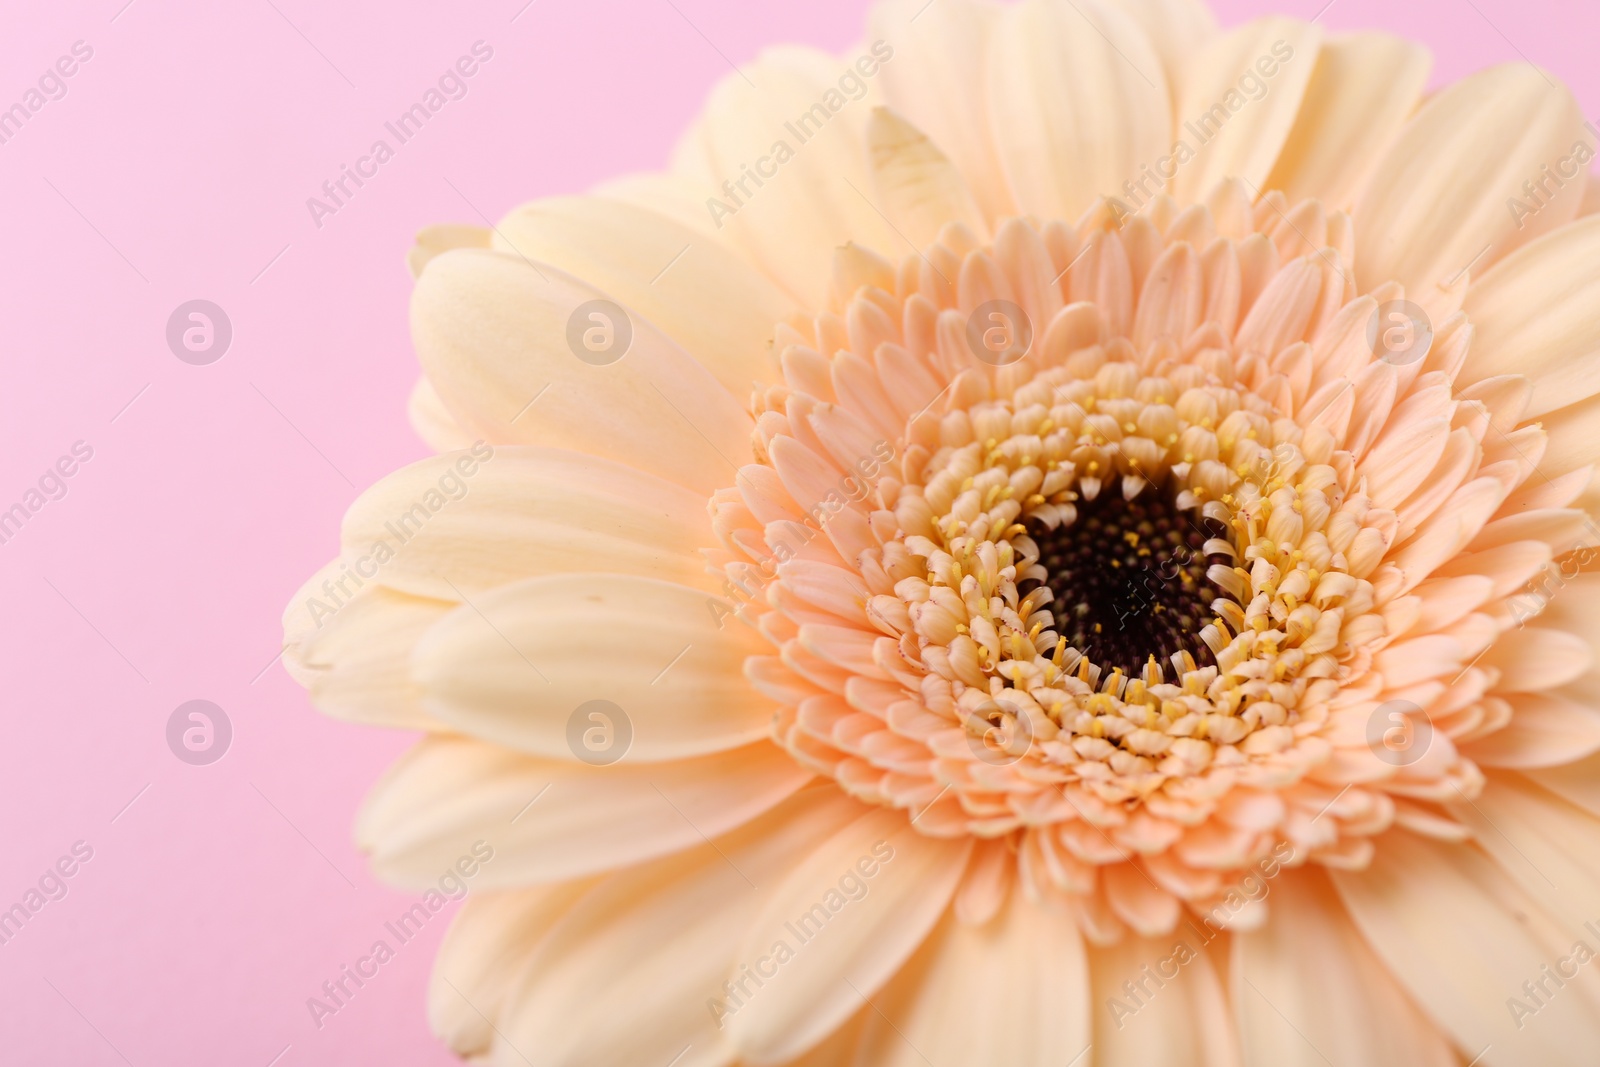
[1263,32,1431,209]
[491,786,863,1067]
[869,0,1014,223]
[1235,868,1456,1067]
[1447,772,1600,930]
[690,47,899,306]
[414,574,772,762]
[355,736,811,889]
[1463,215,1600,419]
[867,106,988,249]
[490,196,800,395]
[853,890,1091,1067]
[1353,64,1590,294]
[407,222,489,279]
[1103,0,1219,97]
[428,882,595,1058]
[338,446,716,600]
[1330,830,1600,1066]
[293,584,451,731]
[986,0,1172,221]
[412,249,750,495]
[1089,930,1240,1066]
[1170,18,1323,204]
[408,376,476,452]
[1463,692,1600,768]
[726,807,971,1065]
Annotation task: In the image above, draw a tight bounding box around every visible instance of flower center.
[1022,485,1231,678]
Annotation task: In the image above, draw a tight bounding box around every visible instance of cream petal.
[868,0,1014,224]
[339,446,716,600]
[408,223,490,280]
[1103,0,1219,99]
[355,736,811,889]
[725,807,971,1065]
[412,249,750,494]
[1447,772,1600,931]
[489,196,800,395]
[691,47,899,306]
[1535,397,1600,515]
[294,583,451,731]
[986,0,1172,221]
[1463,692,1600,769]
[1262,33,1431,209]
[1089,930,1240,1066]
[408,376,476,452]
[1234,868,1456,1067]
[491,787,863,1067]
[282,557,359,688]
[1462,216,1600,419]
[1353,64,1590,294]
[852,891,1091,1067]
[867,106,988,249]
[428,882,596,1059]
[414,574,772,762]
[593,170,724,237]
[1330,830,1600,1066]
[1169,18,1323,204]
[1525,751,1600,820]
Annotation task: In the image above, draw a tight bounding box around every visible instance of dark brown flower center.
[1023,486,1232,677]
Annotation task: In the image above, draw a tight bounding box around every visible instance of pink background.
[1,0,1594,1063]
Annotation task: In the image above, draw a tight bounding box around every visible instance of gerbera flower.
[283,0,1600,1063]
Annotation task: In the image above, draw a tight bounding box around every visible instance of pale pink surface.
[0,0,1594,1063]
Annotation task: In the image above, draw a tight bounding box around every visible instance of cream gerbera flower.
[284,1,1600,1063]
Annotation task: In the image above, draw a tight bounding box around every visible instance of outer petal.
[1447,772,1600,931]
[337,447,717,599]
[867,107,988,249]
[355,736,811,889]
[1089,929,1240,1066]
[490,786,864,1067]
[428,882,596,1059]
[1330,831,1600,1066]
[413,574,773,762]
[1169,18,1323,204]
[490,196,801,395]
[1103,0,1219,100]
[725,807,971,1065]
[292,583,452,730]
[412,249,750,495]
[986,0,1172,221]
[869,0,1014,223]
[1353,64,1591,294]
[1461,215,1600,419]
[1234,868,1455,1067]
[852,889,1091,1067]
[1262,32,1431,209]
[408,376,476,452]
[687,47,898,306]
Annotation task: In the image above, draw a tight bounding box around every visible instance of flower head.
[286,2,1600,1064]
